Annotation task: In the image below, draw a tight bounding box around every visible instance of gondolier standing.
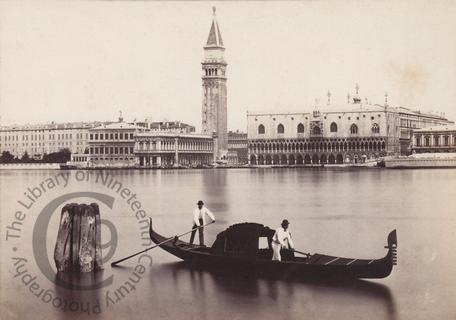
[272,219,294,261]
[190,200,216,246]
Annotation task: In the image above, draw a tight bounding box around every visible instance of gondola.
[149,219,397,279]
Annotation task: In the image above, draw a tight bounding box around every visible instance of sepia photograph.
[1,1,456,319]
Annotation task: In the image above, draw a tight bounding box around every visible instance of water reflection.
[151,261,397,320]
[54,270,106,290]
[202,169,229,213]
[53,272,103,319]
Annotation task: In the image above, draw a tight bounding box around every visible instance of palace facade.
[247,95,453,165]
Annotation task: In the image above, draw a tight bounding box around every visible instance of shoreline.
[2,160,456,170]
[1,163,383,170]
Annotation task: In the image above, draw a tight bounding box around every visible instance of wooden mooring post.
[54,203,103,272]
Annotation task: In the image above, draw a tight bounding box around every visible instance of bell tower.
[202,7,227,159]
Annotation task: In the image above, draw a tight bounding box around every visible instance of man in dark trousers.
[190,200,216,246]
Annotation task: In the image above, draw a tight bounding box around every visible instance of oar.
[111,220,215,267]
[293,249,312,258]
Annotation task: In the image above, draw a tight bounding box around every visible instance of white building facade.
[0,122,96,159]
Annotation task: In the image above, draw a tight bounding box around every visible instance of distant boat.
[149,220,397,279]
[59,164,78,170]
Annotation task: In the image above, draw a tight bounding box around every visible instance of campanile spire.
[206,7,224,48]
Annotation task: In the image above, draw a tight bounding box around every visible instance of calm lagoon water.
[1,168,456,320]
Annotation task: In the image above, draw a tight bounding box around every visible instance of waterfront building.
[201,7,228,160]
[0,122,98,159]
[70,121,212,168]
[87,121,147,167]
[412,125,456,153]
[247,88,453,165]
[227,131,248,165]
[396,109,453,154]
[134,132,214,168]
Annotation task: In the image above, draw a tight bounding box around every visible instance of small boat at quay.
[149,220,397,279]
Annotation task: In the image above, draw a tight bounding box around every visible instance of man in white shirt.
[271,219,294,261]
[189,200,216,246]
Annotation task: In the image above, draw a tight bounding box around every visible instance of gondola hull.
[149,220,397,279]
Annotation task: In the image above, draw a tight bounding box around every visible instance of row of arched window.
[250,139,386,153]
[258,123,380,135]
[250,153,382,165]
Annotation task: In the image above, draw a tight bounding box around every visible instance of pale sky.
[1,1,456,131]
